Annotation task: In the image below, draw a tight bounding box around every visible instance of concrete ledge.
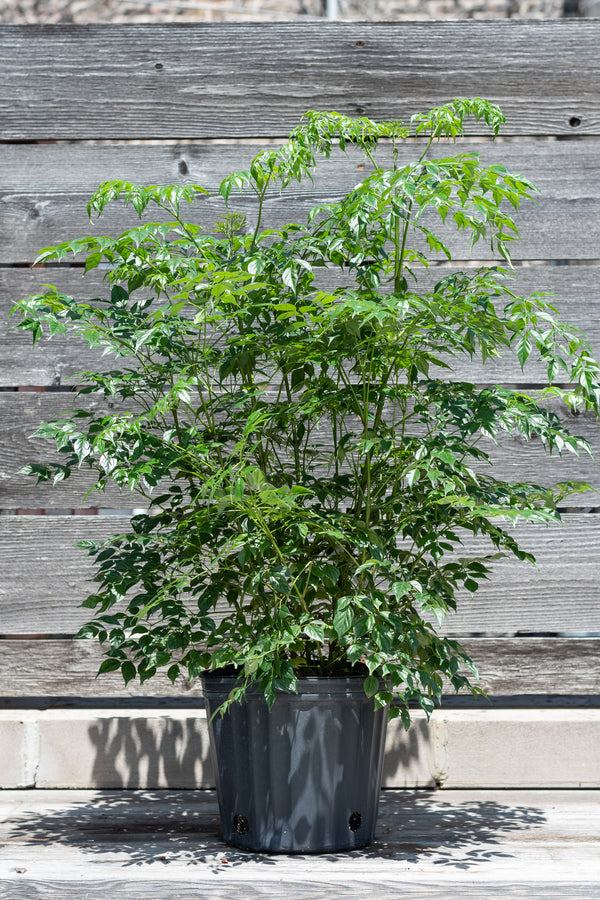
[437,709,600,788]
[0,715,38,788]
[385,709,600,788]
[1,708,599,789]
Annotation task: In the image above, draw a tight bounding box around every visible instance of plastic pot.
[202,671,388,854]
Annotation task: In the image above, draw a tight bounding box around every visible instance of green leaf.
[304,622,325,643]
[333,599,353,639]
[364,674,379,697]
[167,664,180,684]
[84,251,103,273]
[321,564,340,586]
[516,335,532,369]
[98,658,121,675]
[111,284,129,305]
[121,661,136,684]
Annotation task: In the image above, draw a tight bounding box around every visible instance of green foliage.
[12,98,600,726]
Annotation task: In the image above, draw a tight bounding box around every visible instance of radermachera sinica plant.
[13,98,600,726]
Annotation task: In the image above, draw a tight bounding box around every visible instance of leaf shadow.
[367,791,547,870]
[6,788,546,874]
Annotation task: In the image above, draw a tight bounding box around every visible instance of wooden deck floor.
[0,789,599,898]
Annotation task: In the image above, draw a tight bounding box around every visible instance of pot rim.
[201,669,382,699]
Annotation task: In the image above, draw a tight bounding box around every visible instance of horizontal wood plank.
[4,194,599,265]
[461,638,600,696]
[3,138,600,196]
[0,515,599,635]
[444,513,600,635]
[2,139,600,264]
[2,882,595,900]
[0,637,597,697]
[3,279,600,386]
[1,392,597,508]
[4,262,600,308]
[0,638,198,698]
[0,393,145,509]
[2,22,600,139]
[1,790,600,894]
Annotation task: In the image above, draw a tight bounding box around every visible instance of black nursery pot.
[201,672,388,854]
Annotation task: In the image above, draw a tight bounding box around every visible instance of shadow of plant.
[369,791,547,870]
[86,715,211,789]
[84,703,429,791]
[5,789,546,873]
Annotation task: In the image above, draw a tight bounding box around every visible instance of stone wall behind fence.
[0,0,583,24]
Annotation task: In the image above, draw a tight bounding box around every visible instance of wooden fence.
[1,21,599,722]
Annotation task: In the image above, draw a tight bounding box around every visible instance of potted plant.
[13,98,599,853]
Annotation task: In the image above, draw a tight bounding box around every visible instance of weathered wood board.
[4,301,600,387]
[0,789,599,897]
[2,22,600,139]
[2,190,597,264]
[5,262,600,307]
[5,265,600,385]
[3,139,597,197]
[0,391,597,508]
[0,514,598,636]
[0,637,597,698]
[2,139,600,263]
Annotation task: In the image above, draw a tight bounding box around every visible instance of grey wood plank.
[0,515,599,635]
[444,514,600,636]
[4,191,599,263]
[3,138,600,262]
[2,22,600,139]
[1,391,597,508]
[3,280,600,386]
[0,884,597,900]
[0,516,131,634]
[5,260,600,385]
[0,637,598,697]
[0,392,147,508]
[3,138,600,195]
[0,638,195,697]
[0,886,584,900]
[462,637,600,695]
[0,789,598,897]
[4,262,600,308]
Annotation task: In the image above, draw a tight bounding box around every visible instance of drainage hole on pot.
[348,812,362,832]
[233,814,249,835]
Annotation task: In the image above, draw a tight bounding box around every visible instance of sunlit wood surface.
[0,789,599,898]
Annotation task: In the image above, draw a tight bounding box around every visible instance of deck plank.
[0,789,598,898]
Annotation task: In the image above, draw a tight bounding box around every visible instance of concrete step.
[1,707,600,789]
